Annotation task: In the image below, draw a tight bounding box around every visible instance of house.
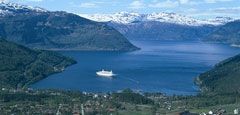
[234,109,239,114]
[208,111,213,115]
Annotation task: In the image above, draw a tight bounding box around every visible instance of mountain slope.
[0,3,138,51]
[108,21,216,41]
[0,38,76,88]
[203,20,240,45]
[196,54,240,94]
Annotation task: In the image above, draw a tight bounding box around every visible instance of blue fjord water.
[31,41,240,95]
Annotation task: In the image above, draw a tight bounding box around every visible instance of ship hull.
[96,72,114,77]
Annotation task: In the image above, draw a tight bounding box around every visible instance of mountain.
[0,38,76,88]
[0,3,138,51]
[203,20,240,45]
[196,54,240,94]
[80,12,235,41]
[208,17,236,25]
[80,12,235,26]
[108,21,216,41]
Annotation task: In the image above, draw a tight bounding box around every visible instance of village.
[0,87,239,115]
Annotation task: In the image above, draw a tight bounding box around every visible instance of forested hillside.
[197,54,240,94]
[0,38,76,88]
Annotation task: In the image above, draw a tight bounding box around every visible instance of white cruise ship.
[96,69,115,77]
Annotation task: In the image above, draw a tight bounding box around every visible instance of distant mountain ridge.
[80,12,236,41]
[0,2,139,51]
[80,12,236,26]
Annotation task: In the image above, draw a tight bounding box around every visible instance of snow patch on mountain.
[79,12,235,26]
[208,17,235,25]
[0,2,47,16]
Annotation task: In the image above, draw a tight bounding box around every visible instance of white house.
[234,109,239,114]
[208,111,213,115]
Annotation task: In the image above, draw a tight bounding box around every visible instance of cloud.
[179,0,189,4]
[1,0,44,3]
[24,0,43,2]
[79,2,97,8]
[183,6,240,19]
[149,0,179,8]
[213,7,240,14]
[0,0,8,2]
[13,0,44,2]
[148,0,198,8]
[179,0,201,5]
[204,0,233,3]
[129,0,145,9]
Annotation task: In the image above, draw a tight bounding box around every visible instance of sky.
[4,0,240,19]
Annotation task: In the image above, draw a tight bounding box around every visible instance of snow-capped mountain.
[79,12,235,26]
[0,2,237,42]
[208,17,235,25]
[80,12,231,41]
[0,2,47,16]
